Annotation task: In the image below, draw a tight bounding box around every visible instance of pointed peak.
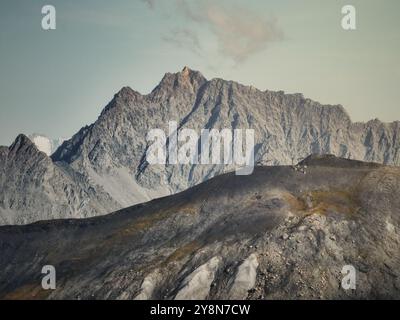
[115,86,141,99]
[179,66,203,77]
[153,67,207,95]
[161,66,206,81]
[13,134,33,146]
[107,86,143,110]
[181,66,191,75]
[9,134,38,153]
[179,66,207,83]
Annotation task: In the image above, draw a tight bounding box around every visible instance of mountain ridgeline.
[1,156,399,299]
[1,67,400,225]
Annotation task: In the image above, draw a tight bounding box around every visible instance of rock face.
[1,67,400,225]
[0,156,399,300]
[0,134,119,225]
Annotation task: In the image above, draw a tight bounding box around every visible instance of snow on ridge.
[28,134,67,156]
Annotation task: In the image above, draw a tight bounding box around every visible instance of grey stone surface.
[1,67,400,225]
[0,134,118,225]
[0,156,399,299]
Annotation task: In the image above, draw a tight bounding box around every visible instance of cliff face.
[52,67,400,207]
[1,67,400,225]
[1,156,399,299]
[0,134,118,225]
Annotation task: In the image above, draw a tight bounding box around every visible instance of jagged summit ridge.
[0,135,118,225]
[150,66,207,97]
[1,67,400,225]
[10,134,35,150]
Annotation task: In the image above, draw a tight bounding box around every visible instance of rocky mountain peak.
[181,65,191,76]
[115,86,141,100]
[6,134,53,171]
[2,68,400,226]
[152,66,207,96]
[179,65,204,79]
[108,86,144,108]
[8,134,38,155]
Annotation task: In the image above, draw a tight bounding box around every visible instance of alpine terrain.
[1,67,400,225]
[0,155,399,299]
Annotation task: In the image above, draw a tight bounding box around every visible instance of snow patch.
[29,134,66,156]
[228,253,259,299]
[133,271,160,300]
[175,256,221,300]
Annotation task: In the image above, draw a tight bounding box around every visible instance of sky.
[0,0,399,146]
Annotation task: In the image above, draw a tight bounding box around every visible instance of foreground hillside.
[0,155,399,299]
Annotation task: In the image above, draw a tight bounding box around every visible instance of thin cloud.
[179,1,283,63]
[203,4,283,62]
[162,28,202,55]
[141,0,156,10]
[143,0,284,63]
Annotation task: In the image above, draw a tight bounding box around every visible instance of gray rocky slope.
[0,135,119,225]
[1,67,400,225]
[0,155,399,299]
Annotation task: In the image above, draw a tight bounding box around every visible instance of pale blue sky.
[0,0,399,145]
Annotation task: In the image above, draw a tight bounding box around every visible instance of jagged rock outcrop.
[0,134,118,225]
[51,67,400,210]
[0,156,399,299]
[1,67,400,225]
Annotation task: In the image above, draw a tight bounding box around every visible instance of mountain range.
[1,67,400,225]
[1,155,399,299]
